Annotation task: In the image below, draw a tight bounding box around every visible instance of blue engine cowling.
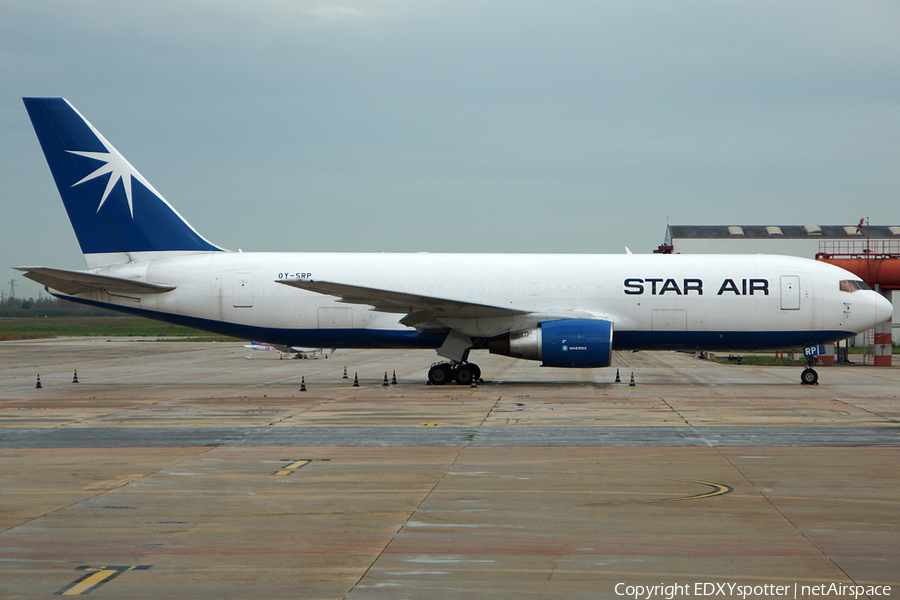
[488,319,613,368]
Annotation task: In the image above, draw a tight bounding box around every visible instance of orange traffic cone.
[72,370,79,383]
[342,366,348,379]
[36,374,42,389]
[391,371,397,385]
[300,376,307,392]
[629,372,636,387]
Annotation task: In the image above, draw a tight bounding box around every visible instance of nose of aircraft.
[874,291,894,325]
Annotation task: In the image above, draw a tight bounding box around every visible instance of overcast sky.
[2,0,898,298]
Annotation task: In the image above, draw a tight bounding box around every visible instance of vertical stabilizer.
[23,98,225,266]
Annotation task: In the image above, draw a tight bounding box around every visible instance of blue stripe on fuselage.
[612,330,855,352]
[54,295,447,349]
[55,295,853,354]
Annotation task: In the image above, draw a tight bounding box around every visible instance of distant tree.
[0,296,117,317]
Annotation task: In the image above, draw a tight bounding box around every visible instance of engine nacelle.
[488,319,613,368]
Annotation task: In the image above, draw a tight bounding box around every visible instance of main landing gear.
[428,361,482,385]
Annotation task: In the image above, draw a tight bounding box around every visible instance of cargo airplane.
[18,98,893,385]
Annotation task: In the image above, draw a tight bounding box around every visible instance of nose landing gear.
[800,367,818,385]
[801,355,819,385]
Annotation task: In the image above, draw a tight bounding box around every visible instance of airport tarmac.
[1,338,898,599]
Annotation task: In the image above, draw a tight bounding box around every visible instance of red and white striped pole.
[819,343,835,366]
[874,290,892,367]
[874,325,892,367]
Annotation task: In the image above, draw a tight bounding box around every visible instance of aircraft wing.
[14,267,175,296]
[277,278,528,326]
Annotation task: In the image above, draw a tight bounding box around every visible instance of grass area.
[0,317,241,342]
[715,355,808,367]
[845,346,900,354]
[714,349,899,366]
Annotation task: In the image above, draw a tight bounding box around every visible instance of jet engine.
[488,319,613,368]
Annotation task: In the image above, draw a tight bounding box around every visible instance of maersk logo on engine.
[623,278,769,296]
[562,345,587,351]
[561,340,588,352]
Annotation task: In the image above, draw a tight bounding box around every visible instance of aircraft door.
[780,276,800,310]
[233,273,253,308]
[318,307,353,329]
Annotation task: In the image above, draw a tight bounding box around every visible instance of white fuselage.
[69,251,891,354]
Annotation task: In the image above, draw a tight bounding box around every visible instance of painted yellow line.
[59,569,118,595]
[673,479,733,501]
[283,460,310,470]
[639,479,733,504]
[57,565,151,595]
[596,479,733,506]
[272,459,312,476]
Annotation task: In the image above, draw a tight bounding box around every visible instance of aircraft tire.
[455,365,474,385]
[801,368,818,385]
[428,363,452,385]
[469,363,481,382]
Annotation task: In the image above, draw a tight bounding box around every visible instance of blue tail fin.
[24,98,225,264]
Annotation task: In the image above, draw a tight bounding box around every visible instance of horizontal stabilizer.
[14,267,175,296]
[277,278,528,322]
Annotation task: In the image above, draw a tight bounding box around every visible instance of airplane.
[243,341,331,359]
[17,98,893,386]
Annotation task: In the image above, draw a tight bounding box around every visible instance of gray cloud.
[2,0,899,298]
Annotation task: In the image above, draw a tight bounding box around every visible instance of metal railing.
[818,240,900,259]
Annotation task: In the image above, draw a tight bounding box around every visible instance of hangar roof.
[666,225,900,240]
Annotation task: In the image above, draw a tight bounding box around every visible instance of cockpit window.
[839,280,870,293]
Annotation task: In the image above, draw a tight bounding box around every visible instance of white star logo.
[66,126,163,218]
